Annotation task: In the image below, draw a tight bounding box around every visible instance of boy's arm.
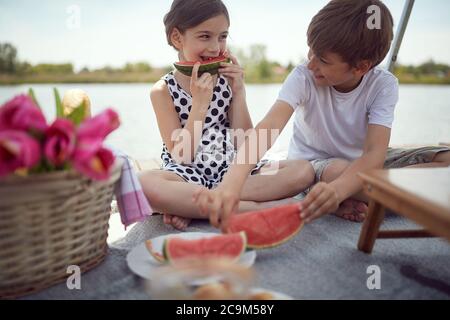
[193,101,294,230]
[301,124,391,222]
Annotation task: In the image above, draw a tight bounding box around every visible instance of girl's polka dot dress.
[160,72,265,189]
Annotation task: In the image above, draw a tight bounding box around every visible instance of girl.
[139,0,314,230]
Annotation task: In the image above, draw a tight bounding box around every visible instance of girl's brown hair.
[164,0,230,48]
[307,0,394,68]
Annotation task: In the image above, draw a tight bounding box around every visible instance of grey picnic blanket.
[22,213,450,300]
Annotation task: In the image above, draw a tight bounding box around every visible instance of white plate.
[126,232,257,281]
[248,288,294,300]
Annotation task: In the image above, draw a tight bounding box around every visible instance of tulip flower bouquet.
[0,88,123,299]
[0,89,120,180]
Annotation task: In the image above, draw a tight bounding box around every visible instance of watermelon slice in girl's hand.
[174,55,231,77]
[227,203,303,249]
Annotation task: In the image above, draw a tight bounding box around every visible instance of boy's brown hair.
[307,0,394,68]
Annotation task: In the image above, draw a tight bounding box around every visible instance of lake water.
[1,83,449,161]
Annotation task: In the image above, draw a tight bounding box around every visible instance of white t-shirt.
[277,64,399,161]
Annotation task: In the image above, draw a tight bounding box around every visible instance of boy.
[194,0,450,229]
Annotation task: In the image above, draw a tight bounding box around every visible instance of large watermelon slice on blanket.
[227,203,303,249]
[160,232,247,264]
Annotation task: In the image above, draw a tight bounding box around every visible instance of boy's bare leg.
[139,170,278,230]
[307,151,450,223]
[320,159,368,222]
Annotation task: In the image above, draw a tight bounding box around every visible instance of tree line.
[0,43,153,75]
[1,42,449,84]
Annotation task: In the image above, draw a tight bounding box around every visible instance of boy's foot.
[332,199,368,222]
[163,213,191,231]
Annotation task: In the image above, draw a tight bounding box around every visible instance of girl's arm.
[219,54,253,149]
[151,63,214,164]
[228,89,253,148]
[150,80,183,157]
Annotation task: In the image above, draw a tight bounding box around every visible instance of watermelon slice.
[227,204,303,249]
[174,55,230,77]
[162,232,247,264]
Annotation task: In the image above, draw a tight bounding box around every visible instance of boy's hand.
[192,185,240,232]
[219,52,245,95]
[190,62,214,111]
[300,182,340,223]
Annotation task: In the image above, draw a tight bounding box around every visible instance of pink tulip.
[0,130,41,178]
[77,108,120,140]
[72,137,115,181]
[44,119,76,166]
[0,94,47,133]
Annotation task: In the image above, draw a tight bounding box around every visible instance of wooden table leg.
[358,200,386,254]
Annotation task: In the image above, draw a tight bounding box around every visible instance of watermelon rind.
[145,240,167,263]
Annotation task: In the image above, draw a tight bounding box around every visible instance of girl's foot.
[163,213,173,225]
[332,199,368,222]
[163,213,191,231]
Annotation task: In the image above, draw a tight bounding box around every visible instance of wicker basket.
[0,159,123,299]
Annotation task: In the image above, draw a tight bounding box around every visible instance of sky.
[1,0,450,71]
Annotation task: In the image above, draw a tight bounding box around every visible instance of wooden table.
[357,168,450,254]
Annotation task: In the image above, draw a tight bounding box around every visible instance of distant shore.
[2,42,449,86]
[1,72,449,85]
[0,72,163,85]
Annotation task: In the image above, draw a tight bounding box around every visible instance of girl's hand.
[219,52,245,95]
[300,182,340,223]
[192,185,240,232]
[190,62,214,111]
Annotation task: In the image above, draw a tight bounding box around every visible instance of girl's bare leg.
[139,170,273,230]
[240,160,315,202]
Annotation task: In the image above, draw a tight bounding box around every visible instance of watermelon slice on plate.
[162,231,247,264]
[127,232,256,281]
